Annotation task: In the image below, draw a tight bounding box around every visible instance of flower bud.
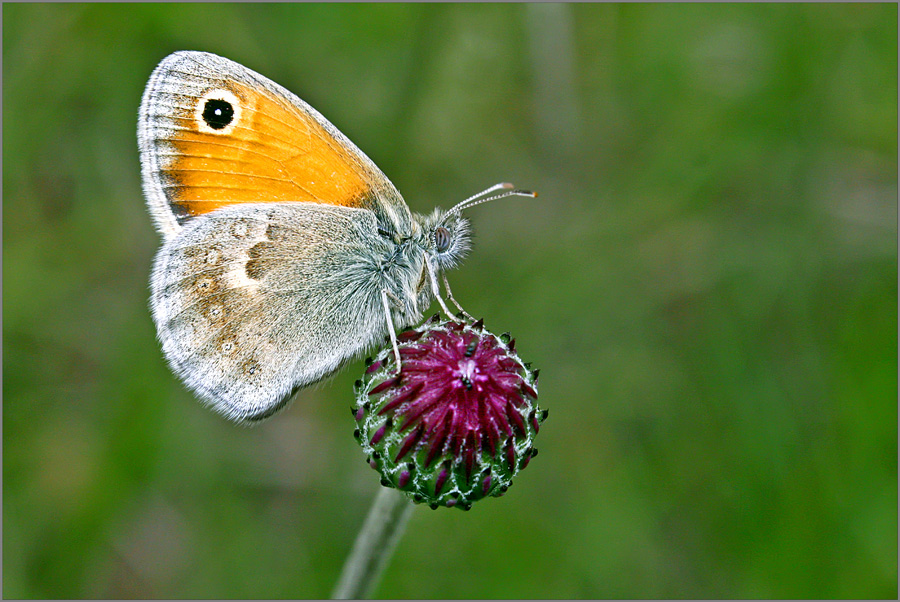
[353,316,546,510]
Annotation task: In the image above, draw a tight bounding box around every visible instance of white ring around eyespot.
[195,88,242,135]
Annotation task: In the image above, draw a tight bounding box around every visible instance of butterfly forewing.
[139,51,408,237]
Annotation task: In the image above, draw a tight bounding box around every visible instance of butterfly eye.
[202,98,235,130]
[434,226,452,253]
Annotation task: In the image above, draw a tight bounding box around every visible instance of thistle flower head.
[353,316,547,510]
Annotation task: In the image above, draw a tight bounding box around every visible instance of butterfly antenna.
[446,183,538,217]
[457,183,516,206]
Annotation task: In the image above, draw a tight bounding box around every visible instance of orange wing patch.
[160,81,373,220]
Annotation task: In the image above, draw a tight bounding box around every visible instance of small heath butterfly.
[139,51,533,423]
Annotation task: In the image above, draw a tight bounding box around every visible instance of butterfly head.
[417,183,538,270]
[418,208,472,272]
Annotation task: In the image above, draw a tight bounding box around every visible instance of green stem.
[331,487,414,599]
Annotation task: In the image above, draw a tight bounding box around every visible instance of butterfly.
[139,51,533,423]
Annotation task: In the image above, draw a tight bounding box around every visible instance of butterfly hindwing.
[150,202,391,422]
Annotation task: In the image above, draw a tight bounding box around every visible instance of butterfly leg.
[425,260,455,319]
[442,273,474,321]
[380,289,403,373]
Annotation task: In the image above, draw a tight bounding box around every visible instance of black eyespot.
[434,226,451,253]
[202,98,235,130]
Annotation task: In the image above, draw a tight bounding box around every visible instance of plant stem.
[331,486,414,599]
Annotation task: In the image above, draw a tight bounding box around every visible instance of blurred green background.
[3,3,897,599]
